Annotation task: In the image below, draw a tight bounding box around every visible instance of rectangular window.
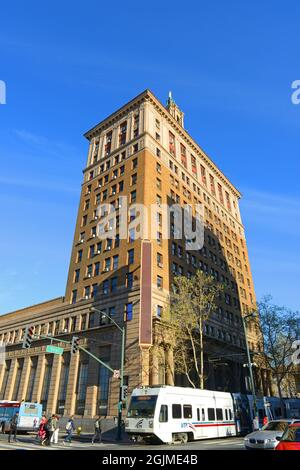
[130,190,137,203]
[105,131,112,156]
[126,272,133,289]
[218,183,224,205]
[113,255,119,270]
[216,408,223,421]
[169,131,176,156]
[208,408,216,421]
[183,405,192,419]
[209,175,216,195]
[74,269,80,283]
[128,249,134,265]
[111,277,117,292]
[200,165,207,186]
[103,280,109,295]
[126,303,133,321]
[132,158,138,169]
[172,404,182,419]
[71,290,77,304]
[180,144,187,167]
[119,121,127,146]
[191,155,197,175]
[159,405,168,423]
[94,262,100,276]
[157,276,163,289]
[157,305,163,317]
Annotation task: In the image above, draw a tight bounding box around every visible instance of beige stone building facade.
[0,90,273,421]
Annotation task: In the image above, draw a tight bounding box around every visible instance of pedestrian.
[252,415,259,431]
[92,416,102,444]
[38,416,47,445]
[46,414,57,446]
[64,416,75,445]
[8,411,19,443]
[262,415,268,427]
[50,415,60,445]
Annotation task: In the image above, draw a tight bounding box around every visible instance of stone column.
[5,358,18,400]
[17,356,32,402]
[165,345,174,386]
[0,362,5,393]
[84,352,98,418]
[64,352,80,416]
[140,347,150,386]
[31,355,46,403]
[46,354,63,414]
[150,347,159,386]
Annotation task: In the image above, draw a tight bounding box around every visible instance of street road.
[0,434,245,451]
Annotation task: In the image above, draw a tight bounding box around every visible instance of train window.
[172,404,182,419]
[208,408,215,421]
[202,408,205,421]
[216,408,223,421]
[183,405,192,419]
[197,408,200,421]
[225,409,228,420]
[229,409,232,420]
[159,405,168,423]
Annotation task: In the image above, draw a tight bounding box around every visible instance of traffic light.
[121,385,128,401]
[71,336,79,355]
[22,326,34,349]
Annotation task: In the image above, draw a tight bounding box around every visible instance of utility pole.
[90,307,125,441]
[242,312,258,418]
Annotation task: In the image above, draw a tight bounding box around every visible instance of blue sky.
[0,1,299,314]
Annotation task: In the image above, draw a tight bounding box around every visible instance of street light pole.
[90,306,125,441]
[242,313,258,418]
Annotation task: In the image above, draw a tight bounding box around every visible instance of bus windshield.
[127,395,158,418]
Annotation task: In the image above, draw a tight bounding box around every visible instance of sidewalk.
[61,430,132,445]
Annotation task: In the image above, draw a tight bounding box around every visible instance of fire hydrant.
[77,426,82,436]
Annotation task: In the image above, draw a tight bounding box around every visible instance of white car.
[244,420,300,450]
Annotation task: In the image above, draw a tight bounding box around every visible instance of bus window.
[172,404,182,419]
[159,405,168,423]
[208,408,215,421]
[183,405,192,419]
[225,409,228,420]
[216,408,223,421]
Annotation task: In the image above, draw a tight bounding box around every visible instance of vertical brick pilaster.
[17,356,31,401]
[46,354,62,414]
[64,352,80,416]
[5,358,18,400]
[31,355,46,403]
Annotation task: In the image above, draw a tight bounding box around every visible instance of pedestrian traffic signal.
[22,326,34,349]
[121,385,128,401]
[71,336,79,354]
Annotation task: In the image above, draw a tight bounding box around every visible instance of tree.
[169,270,224,389]
[257,296,300,402]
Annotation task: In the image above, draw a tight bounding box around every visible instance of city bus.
[0,401,43,433]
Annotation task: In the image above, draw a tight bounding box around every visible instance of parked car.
[244,420,299,450]
[276,423,300,451]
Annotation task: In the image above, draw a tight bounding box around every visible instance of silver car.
[244,420,297,450]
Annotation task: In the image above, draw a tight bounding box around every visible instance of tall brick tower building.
[0,90,273,421]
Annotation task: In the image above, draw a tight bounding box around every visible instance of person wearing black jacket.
[8,412,19,443]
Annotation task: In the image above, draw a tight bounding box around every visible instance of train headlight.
[149,420,153,428]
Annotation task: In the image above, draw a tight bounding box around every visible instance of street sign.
[46,345,64,355]
[113,369,120,379]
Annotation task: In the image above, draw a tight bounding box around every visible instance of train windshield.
[127,395,158,418]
